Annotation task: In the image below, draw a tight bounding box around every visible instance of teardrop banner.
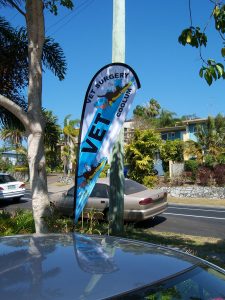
[74,63,141,223]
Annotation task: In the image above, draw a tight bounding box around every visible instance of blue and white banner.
[74,63,140,222]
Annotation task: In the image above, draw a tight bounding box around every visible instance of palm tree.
[158,109,177,127]
[0,127,25,149]
[145,98,161,118]
[43,110,61,151]
[0,16,66,128]
[62,115,80,174]
[196,115,225,159]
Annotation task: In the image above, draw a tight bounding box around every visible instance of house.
[0,150,25,166]
[157,118,208,142]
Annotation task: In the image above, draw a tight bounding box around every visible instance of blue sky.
[3,0,225,127]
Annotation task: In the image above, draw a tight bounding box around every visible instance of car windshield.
[124,179,147,195]
[114,265,225,299]
[0,174,16,184]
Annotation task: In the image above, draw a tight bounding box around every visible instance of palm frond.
[42,37,67,80]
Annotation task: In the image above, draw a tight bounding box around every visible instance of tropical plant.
[125,130,162,184]
[158,109,177,128]
[195,115,225,161]
[0,126,25,149]
[132,99,177,129]
[184,140,204,163]
[0,1,73,233]
[62,114,80,174]
[160,140,184,172]
[145,98,161,118]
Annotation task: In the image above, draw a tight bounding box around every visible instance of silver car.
[1,233,225,300]
[51,178,167,222]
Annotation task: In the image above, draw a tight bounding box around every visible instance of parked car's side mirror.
[62,191,67,197]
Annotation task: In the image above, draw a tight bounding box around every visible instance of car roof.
[0,233,215,300]
[96,177,132,184]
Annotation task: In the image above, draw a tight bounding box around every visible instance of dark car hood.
[0,233,205,300]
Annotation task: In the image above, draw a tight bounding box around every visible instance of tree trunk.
[28,131,50,232]
[26,0,50,233]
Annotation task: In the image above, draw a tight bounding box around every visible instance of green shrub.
[0,210,35,236]
[14,165,29,172]
[204,155,216,168]
[184,159,199,172]
[143,175,158,188]
[184,160,199,181]
[46,166,52,174]
[217,153,225,164]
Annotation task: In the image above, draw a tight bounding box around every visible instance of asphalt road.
[145,204,225,239]
[1,190,225,238]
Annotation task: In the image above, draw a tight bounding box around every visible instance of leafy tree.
[178,1,225,85]
[125,130,162,184]
[160,140,184,172]
[0,0,73,233]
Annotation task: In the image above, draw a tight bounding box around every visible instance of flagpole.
[109,0,125,235]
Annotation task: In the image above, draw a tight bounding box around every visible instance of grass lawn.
[168,195,225,207]
[122,225,225,269]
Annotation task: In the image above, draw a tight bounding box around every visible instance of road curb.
[168,202,225,209]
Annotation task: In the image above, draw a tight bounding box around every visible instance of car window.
[0,174,16,184]
[124,179,147,195]
[67,187,75,197]
[114,266,225,299]
[90,183,109,198]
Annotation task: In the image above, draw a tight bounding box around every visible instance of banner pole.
[109,0,125,235]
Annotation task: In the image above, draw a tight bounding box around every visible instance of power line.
[8,12,18,22]
[46,0,95,35]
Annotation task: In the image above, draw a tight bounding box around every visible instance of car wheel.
[13,197,22,203]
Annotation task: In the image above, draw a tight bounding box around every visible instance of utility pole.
[109,0,125,235]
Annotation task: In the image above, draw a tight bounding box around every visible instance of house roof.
[176,118,207,126]
[156,125,186,133]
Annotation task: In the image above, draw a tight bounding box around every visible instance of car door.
[85,183,109,213]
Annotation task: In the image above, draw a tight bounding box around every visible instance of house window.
[161,133,168,140]
[168,132,175,140]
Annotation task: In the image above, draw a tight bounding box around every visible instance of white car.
[0,173,26,202]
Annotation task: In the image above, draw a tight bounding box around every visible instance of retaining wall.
[161,185,225,199]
